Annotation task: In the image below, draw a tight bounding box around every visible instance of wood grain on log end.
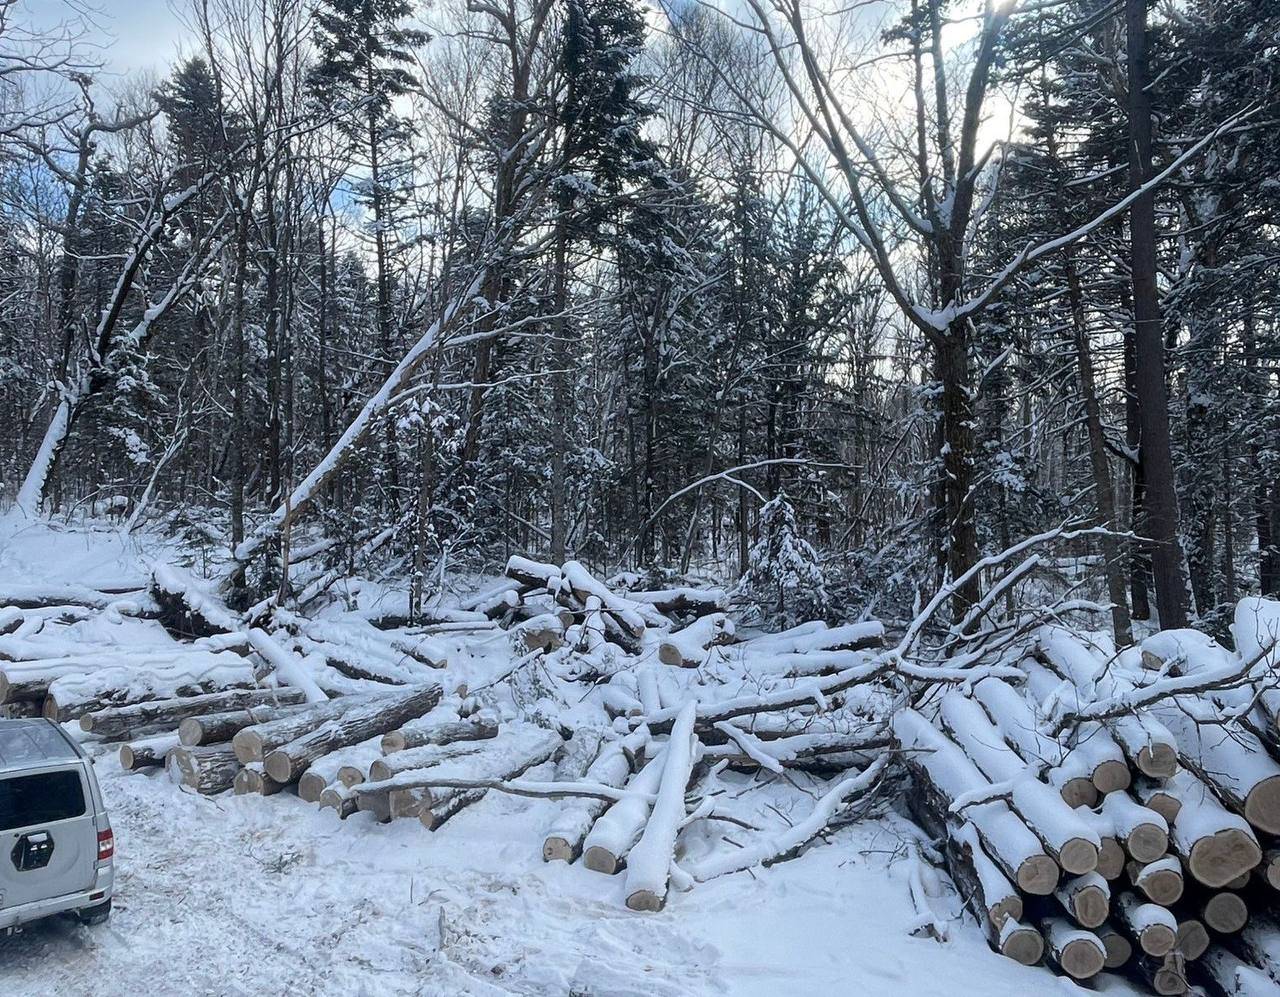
[1000,924,1043,966]
[582,846,620,876]
[1058,936,1105,979]
[1202,891,1248,934]
[1096,837,1126,880]
[1128,824,1169,864]
[1092,760,1131,794]
[1060,778,1098,810]
[1059,838,1100,877]
[1072,884,1109,929]
[1138,924,1177,958]
[1139,867,1183,906]
[1136,743,1177,779]
[1174,919,1208,961]
[1244,776,1280,835]
[542,836,574,863]
[1189,829,1263,889]
[625,890,664,912]
[1098,928,1132,969]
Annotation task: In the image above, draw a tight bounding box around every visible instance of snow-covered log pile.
[897,607,1280,995]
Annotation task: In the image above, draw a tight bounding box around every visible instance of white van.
[0,719,114,932]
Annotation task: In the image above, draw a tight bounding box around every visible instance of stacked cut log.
[901,628,1280,995]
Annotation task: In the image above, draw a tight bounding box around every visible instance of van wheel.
[77,899,111,926]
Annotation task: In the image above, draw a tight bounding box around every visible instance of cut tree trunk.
[1097,925,1134,969]
[544,731,648,863]
[1116,892,1179,956]
[263,685,442,784]
[1176,918,1210,961]
[894,709,1059,895]
[296,736,384,802]
[1164,771,1262,888]
[946,821,1042,965]
[582,748,668,875]
[233,696,370,762]
[1138,951,1189,996]
[166,744,240,795]
[1041,918,1106,980]
[1199,947,1274,997]
[234,764,285,796]
[85,686,306,741]
[179,701,311,746]
[1055,872,1110,929]
[1199,891,1248,935]
[380,715,499,754]
[624,702,698,911]
[1130,856,1185,906]
[120,733,179,771]
[43,663,258,722]
[1101,791,1169,863]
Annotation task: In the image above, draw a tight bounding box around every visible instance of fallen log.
[624,702,699,911]
[1041,918,1106,980]
[938,693,1099,874]
[1100,791,1169,863]
[1138,951,1189,996]
[657,614,735,668]
[894,709,1059,895]
[1229,914,1280,983]
[297,736,384,802]
[150,563,242,638]
[970,678,1098,808]
[944,821,1042,965]
[544,730,648,863]
[582,748,668,875]
[82,686,307,741]
[233,764,285,796]
[166,744,240,795]
[1152,697,1280,836]
[318,782,359,819]
[1176,918,1210,961]
[1136,776,1184,825]
[381,715,499,754]
[1198,891,1248,935]
[232,696,368,762]
[120,732,179,771]
[44,661,259,722]
[625,587,727,620]
[1163,770,1262,888]
[367,740,490,782]
[178,700,312,746]
[1055,871,1109,929]
[1097,925,1133,969]
[263,684,442,784]
[1129,856,1185,906]
[1116,893,1179,956]
[1021,660,1130,793]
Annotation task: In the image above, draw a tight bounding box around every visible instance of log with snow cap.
[581,746,668,875]
[894,709,1059,895]
[380,714,499,754]
[1055,871,1110,928]
[544,729,649,863]
[1128,855,1185,905]
[1163,770,1263,888]
[1148,693,1280,836]
[232,695,368,762]
[945,820,1044,965]
[623,701,699,911]
[1040,917,1106,980]
[657,613,735,668]
[1099,790,1169,863]
[1115,892,1179,956]
[178,699,312,746]
[1038,626,1178,778]
[263,684,443,784]
[120,732,179,771]
[296,736,385,801]
[937,692,1099,874]
[42,656,261,721]
[1199,947,1274,997]
[1020,656,1130,793]
[1137,952,1189,996]
[969,677,1098,808]
[166,743,240,795]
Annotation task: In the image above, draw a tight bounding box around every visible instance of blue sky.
[21,0,187,77]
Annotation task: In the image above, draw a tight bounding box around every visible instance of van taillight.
[97,829,114,861]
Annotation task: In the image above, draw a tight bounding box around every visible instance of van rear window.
[0,769,86,831]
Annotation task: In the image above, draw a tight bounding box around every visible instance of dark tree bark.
[1126,0,1187,629]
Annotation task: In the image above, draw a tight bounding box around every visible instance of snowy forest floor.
[0,520,1131,997]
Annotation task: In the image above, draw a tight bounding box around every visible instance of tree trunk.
[1126,0,1187,629]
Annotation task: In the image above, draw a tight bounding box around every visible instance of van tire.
[77,899,111,926]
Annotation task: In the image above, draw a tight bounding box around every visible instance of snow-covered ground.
[0,518,1129,996]
[1,745,1077,996]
